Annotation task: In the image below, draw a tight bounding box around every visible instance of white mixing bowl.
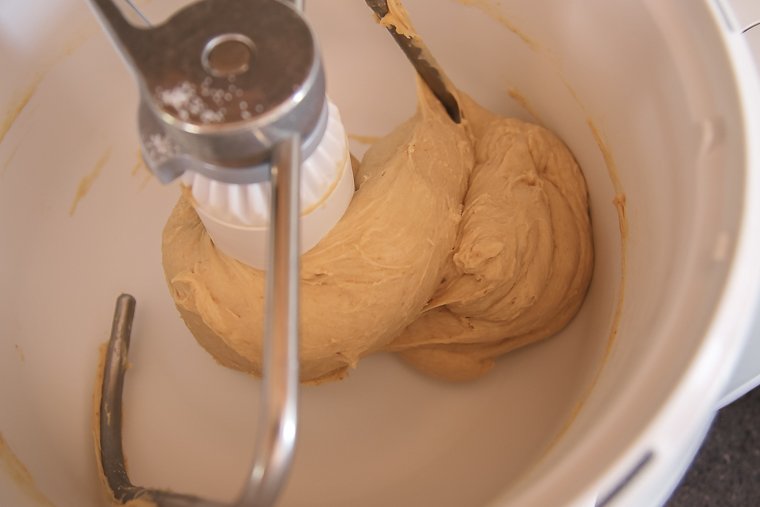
[2,1,759,506]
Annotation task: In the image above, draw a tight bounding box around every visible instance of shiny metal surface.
[93,1,306,506]
[89,0,325,183]
[98,136,301,507]
[364,0,461,123]
[238,135,301,507]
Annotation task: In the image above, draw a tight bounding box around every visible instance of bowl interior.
[0,1,746,506]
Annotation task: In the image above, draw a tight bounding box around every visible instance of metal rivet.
[202,34,255,78]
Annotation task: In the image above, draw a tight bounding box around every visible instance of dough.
[161,81,593,383]
[388,94,593,380]
[163,83,472,383]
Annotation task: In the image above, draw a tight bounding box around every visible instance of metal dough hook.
[364,0,461,123]
[89,0,313,505]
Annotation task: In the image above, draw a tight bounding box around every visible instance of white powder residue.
[156,81,226,124]
[155,79,261,125]
[143,133,178,165]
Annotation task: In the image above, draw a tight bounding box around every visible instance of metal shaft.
[98,137,302,507]
[99,294,139,501]
[92,1,312,505]
[365,0,461,123]
[238,136,301,506]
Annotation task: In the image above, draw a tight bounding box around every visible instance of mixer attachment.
[364,0,461,123]
[88,0,315,505]
[89,0,463,504]
[98,142,297,505]
[97,134,299,507]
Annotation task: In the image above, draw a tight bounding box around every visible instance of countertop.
[666,386,760,506]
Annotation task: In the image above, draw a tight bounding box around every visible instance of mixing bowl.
[2,1,759,506]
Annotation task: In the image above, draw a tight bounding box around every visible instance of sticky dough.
[161,84,593,384]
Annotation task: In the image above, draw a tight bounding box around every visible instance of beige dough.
[163,83,472,383]
[161,80,593,384]
[388,94,593,380]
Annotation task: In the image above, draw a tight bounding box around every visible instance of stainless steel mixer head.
[92,0,325,184]
[88,1,308,505]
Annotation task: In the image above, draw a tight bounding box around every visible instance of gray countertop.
[666,387,760,506]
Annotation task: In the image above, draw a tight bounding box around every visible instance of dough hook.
[364,0,461,123]
[89,0,313,505]
[90,1,457,505]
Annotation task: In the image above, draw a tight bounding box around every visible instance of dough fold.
[162,84,593,383]
[387,94,593,380]
[163,83,473,383]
